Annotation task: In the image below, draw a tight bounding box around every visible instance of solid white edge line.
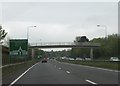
[66,71,70,74]
[86,80,97,85]
[9,63,38,86]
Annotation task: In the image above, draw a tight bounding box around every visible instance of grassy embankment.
[2,59,38,76]
[57,59,120,71]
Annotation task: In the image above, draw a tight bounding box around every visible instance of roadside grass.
[2,59,37,76]
[57,59,120,71]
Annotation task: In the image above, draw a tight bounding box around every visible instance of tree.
[70,48,90,59]
[70,34,119,60]
[91,34,119,59]
[0,25,7,43]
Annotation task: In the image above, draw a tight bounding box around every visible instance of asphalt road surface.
[10,59,119,85]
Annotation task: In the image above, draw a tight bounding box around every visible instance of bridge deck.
[29,42,100,48]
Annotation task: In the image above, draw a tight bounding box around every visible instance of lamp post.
[27,26,37,42]
[27,26,36,60]
[97,24,107,39]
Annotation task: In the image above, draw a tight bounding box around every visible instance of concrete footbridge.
[29,42,100,60]
[29,42,100,48]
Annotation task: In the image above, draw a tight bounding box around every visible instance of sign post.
[9,39,28,62]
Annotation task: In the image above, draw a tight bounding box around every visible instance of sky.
[0,0,118,51]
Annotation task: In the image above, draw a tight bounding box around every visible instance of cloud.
[3,21,93,42]
[2,2,118,43]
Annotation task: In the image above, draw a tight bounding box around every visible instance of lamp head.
[97,25,100,27]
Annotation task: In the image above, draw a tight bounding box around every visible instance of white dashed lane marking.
[86,79,97,85]
[59,68,61,70]
[66,71,70,74]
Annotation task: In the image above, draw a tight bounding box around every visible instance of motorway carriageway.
[9,59,119,85]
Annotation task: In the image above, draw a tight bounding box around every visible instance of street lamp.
[27,26,37,60]
[97,24,107,39]
[27,26,37,42]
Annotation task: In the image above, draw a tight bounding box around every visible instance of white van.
[110,57,119,61]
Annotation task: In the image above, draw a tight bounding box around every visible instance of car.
[69,58,74,61]
[110,57,119,61]
[41,58,48,63]
[61,57,66,60]
[76,58,83,61]
[85,58,91,61]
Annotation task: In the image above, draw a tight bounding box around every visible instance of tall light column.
[27,26,37,42]
[27,26,36,60]
[97,24,107,39]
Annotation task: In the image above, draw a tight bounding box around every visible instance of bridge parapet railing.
[30,42,100,47]
[74,42,100,46]
[30,42,75,46]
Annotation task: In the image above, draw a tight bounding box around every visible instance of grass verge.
[2,59,39,84]
[2,59,37,77]
[57,59,120,71]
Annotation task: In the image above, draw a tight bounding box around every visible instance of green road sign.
[10,39,28,56]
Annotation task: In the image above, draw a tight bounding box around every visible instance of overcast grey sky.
[1,1,118,51]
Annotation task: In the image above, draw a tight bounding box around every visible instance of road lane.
[10,59,119,85]
[51,60,119,84]
[14,61,88,84]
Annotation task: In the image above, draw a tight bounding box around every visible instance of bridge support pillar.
[90,48,93,60]
[32,49,35,59]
